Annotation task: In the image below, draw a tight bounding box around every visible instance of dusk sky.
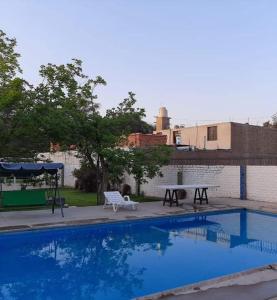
[1,0,276,126]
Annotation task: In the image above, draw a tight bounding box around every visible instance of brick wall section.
[231,123,277,155]
[124,166,177,198]
[127,133,167,147]
[41,151,277,204]
[247,166,277,203]
[125,165,277,203]
[171,149,277,166]
[124,165,240,199]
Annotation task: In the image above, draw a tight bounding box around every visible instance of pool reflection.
[0,209,276,300]
[0,223,172,299]
[155,210,277,255]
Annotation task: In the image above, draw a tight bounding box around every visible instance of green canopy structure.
[0,162,65,217]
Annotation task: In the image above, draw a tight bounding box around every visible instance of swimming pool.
[0,209,276,300]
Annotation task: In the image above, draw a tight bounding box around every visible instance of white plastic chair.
[103,191,138,212]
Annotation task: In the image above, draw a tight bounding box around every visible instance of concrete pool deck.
[1,197,277,300]
[1,197,277,231]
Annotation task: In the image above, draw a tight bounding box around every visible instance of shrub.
[73,164,97,192]
[121,184,131,196]
[177,189,186,199]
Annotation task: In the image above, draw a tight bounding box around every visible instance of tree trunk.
[96,155,100,205]
[99,156,109,204]
[136,179,141,196]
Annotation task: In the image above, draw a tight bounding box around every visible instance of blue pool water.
[0,209,277,300]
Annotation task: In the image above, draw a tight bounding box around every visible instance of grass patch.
[131,194,161,202]
[60,188,97,206]
[0,188,161,211]
[61,188,160,205]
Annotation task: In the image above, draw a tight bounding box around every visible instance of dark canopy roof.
[0,162,64,177]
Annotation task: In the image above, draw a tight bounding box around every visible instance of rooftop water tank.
[159,107,168,118]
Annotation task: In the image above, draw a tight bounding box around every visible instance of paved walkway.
[0,200,187,231]
[163,279,277,300]
[1,197,277,231]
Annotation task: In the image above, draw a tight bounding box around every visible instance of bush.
[73,164,97,192]
[177,189,186,199]
[121,184,131,196]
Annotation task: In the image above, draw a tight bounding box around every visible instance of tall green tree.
[33,59,147,202]
[0,29,47,160]
[127,145,172,196]
[71,92,147,203]
[32,59,105,147]
[0,29,171,201]
[0,29,21,85]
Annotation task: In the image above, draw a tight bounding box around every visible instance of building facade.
[154,107,277,157]
[155,122,232,150]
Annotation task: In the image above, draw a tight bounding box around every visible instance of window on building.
[207,126,217,141]
[173,131,182,145]
[176,135,182,145]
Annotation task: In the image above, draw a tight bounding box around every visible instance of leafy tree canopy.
[0,30,48,159]
[0,29,172,202]
[127,145,172,196]
[0,29,21,85]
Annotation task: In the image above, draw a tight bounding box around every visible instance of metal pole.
[57,179,64,218]
[96,155,100,205]
[0,178,2,206]
[52,174,58,214]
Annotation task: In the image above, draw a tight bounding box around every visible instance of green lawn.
[61,188,160,206]
[0,188,160,211]
[60,188,97,206]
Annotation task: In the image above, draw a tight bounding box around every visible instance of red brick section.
[51,134,166,151]
[50,143,76,152]
[50,143,61,152]
[127,133,167,148]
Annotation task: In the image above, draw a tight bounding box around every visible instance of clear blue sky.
[0,0,276,126]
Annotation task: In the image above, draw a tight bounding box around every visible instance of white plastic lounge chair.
[103,191,138,212]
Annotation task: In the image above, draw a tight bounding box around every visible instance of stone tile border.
[0,203,275,234]
[0,205,234,233]
[134,264,277,300]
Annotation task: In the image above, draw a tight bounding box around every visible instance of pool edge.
[135,263,277,300]
[0,206,276,235]
[0,206,244,234]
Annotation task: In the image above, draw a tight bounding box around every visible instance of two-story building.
[154,107,277,160]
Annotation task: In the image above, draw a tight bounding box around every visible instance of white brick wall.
[182,165,240,199]
[125,166,179,198]
[124,165,240,200]
[43,151,277,203]
[40,151,80,187]
[247,166,277,203]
